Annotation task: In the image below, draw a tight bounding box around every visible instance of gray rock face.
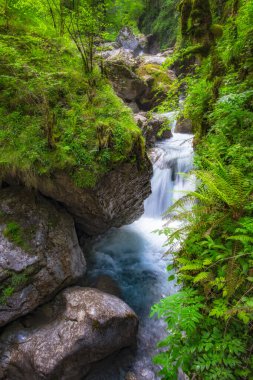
[0,287,138,380]
[127,101,140,114]
[5,159,152,236]
[0,188,86,327]
[105,49,147,102]
[117,26,139,51]
[115,28,159,56]
[20,162,152,236]
[134,113,148,129]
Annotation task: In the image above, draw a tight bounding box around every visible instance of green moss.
[0,272,29,304]
[137,63,173,94]
[210,24,223,38]
[179,0,213,47]
[0,287,15,304]
[180,0,192,36]
[157,126,171,138]
[3,222,27,249]
[1,213,37,250]
[153,1,253,377]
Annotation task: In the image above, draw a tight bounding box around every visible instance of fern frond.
[193,271,211,283]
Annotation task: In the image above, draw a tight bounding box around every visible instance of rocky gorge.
[0,27,179,380]
[1,0,253,378]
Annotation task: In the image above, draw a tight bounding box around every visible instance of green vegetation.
[3,221,27,248]
[152,0,253,379]
[140,0,179,49]
[0,271,29,304]
[0,0,146,189]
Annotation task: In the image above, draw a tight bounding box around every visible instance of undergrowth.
[0,5,145,189]
[152,0,253,379]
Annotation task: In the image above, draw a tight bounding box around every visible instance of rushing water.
[85,119,194,379]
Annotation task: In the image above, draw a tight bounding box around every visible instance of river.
[85,117,194,379]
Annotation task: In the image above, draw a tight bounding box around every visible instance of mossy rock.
[137,63,173,90]
[136,63,174,109]
[210,24,223,39]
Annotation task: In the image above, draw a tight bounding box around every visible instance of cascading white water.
[144,130,194,217]
[85,116,194,379]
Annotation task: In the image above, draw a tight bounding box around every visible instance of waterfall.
[85,115,194,380]
[144,133,194,218]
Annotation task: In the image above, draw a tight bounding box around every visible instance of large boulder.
[0,287,138,380]
[105,49,147,102]
[136,63,175,110]
[104,31,177,111]
[0,187,86,327]
[105,52,175,111]
[5,160,152,236]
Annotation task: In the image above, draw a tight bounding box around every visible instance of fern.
[154,154,253,379]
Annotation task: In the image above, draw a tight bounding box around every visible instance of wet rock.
[116,28,160,56]
[145,34,160,55]
[0,287,138,380]
[140,54,167,65]
[5,160,152,236]
[160,129,173,139]
[93,275,122,298]
[105,48,137,66]
[175,117,193,134]
[134,113,148,128]
[0,187,86,327]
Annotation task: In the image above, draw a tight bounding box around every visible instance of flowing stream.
[85,116,194,379]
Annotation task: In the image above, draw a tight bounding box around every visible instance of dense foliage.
[152,0,253,379]
[0,0,146,188]
[140,0,179,48]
